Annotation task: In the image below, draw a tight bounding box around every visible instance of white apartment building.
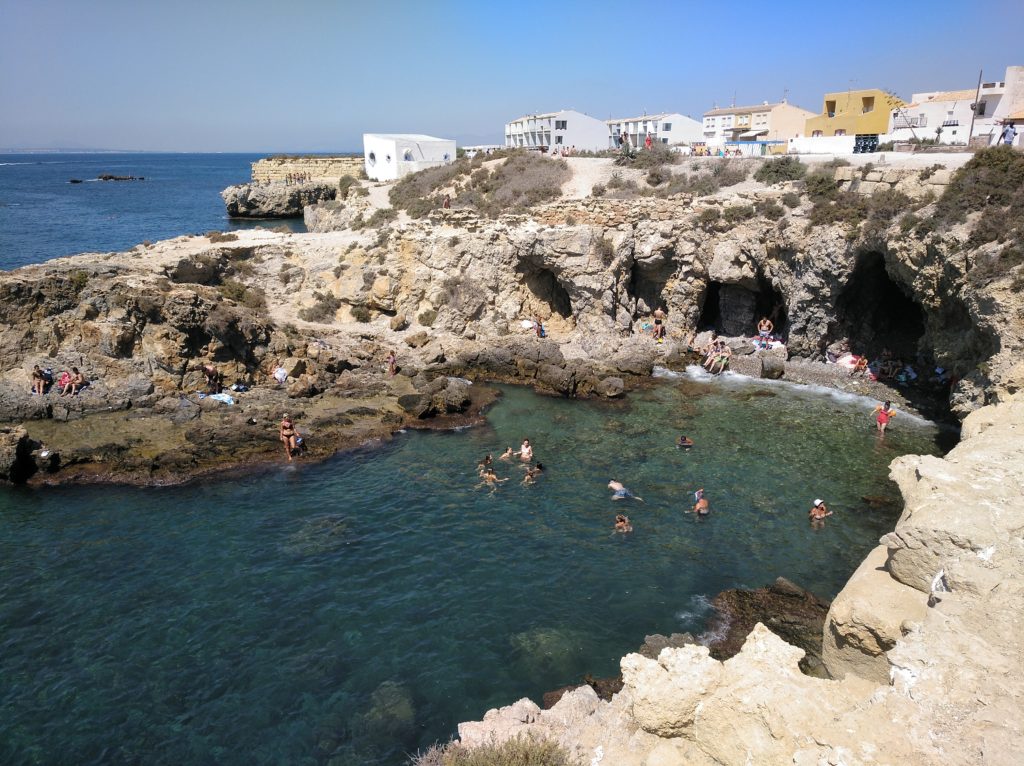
[363,134,456,182]
[701,101,816,146]
[891,66,1024,146]
[504,109,608,152]
[605,113,703,148]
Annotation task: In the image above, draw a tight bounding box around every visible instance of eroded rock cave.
[831,251,925,360]
[627,256,676,315]
[698,276,787,337]
[519,265,573,319]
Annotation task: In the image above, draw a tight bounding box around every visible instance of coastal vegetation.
[411,736,575,765]
[753,156,807,184]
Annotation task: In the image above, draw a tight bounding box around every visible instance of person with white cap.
[809,499,832,525]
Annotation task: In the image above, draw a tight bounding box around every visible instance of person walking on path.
[1000,122,1017,146]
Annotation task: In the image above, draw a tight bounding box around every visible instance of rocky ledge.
[454,396,1024,765]
[221,181,336,218]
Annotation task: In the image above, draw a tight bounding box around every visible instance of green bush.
[919,163,943,181]
[418,308,438,327]
[808,190,870,229]
[298,291,342,322]
[595,237,614,262]
[934,146,1024,247]
[389,161,471,218]
[350,304,372,323]
[711,161,748,187]
[781,191,801,208]
[646,165,671,186]
[366,207,398,228]
[338,175,358,198]
[206,231,239,243]
[803,171,840,201]
[867,188,912,221]
[591,182,606,197]
[753,156,806,184]
[68,270,90,294]
[697,208,721,230]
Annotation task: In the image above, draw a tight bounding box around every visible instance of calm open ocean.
[0,152,317,270]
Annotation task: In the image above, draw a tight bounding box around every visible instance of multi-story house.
[889,89,977,145]
[504,110,609,152]
[605,112,703,148]
[701,101,816,146]
[804,88,904,138]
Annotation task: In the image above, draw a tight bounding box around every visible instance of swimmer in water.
[477,454,493,473]
[809,498,832,527]
[614,514,633,533]
[692,488,709,516]
[871,401,896,434]
[521,463,545,485]
[476,468,509,493]
[608,480,644,502]
[499,447,515,460]
[517,439,533,462]
[676,435,694,449]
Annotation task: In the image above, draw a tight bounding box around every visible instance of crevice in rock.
[698,276,786,337]
[626,256,675,316]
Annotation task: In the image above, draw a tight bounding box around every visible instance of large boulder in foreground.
[221,182,336,218]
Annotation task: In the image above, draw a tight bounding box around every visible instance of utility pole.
[967,68,983,147]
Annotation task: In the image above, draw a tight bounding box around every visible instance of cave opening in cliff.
[697,277,787,337]
[627,257,675,316]
[833,251,925,359]
[520,266,572,319]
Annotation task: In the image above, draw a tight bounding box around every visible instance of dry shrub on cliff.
[756,199,785,220]
[410,736,575,766]
[298,291,342,323]
[711,160,749,187]
[389,161,472,218]
[206,231,239,243]
[723,204,755,224]
[615,143,678,170]
[217,280,267,313]
[482,154,570,213]
[935,146,1024,250]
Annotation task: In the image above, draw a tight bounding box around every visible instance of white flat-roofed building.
[505,109,608,152]
[606,112,703,148]
[362,134,456,182]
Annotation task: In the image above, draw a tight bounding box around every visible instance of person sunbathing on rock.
[60,368,87,396]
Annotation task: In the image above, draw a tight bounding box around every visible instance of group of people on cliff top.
[30,365,87,397]
[475,439,544,492]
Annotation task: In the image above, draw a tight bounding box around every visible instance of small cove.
[0,379,943,765]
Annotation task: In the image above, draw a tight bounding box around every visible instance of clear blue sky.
[2,0,1022,152]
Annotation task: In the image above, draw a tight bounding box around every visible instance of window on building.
[976,101,987,116]
[403,149,413,161]
[834,129,846,136]
[555,136,563,144]
[861,96,875,113]
[368,151,376,166]
[661,138,668,144]
[663,122,672,131]
[826,100,836,118]
[555,120,567,130]
[812,130,823,137]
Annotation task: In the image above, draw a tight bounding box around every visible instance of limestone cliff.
[221,181,337,218]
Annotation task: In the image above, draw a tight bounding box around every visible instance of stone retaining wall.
[833,165,953,197]
[251,156,363,184]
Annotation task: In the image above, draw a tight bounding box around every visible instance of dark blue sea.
[0,153,314,270]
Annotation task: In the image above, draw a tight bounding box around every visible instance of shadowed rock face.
[221,182,336,218]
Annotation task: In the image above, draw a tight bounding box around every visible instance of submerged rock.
[281,514,358,556]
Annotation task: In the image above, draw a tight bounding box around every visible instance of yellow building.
[804,89,905,137]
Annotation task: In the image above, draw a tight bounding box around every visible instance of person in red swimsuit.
[872,401,897,434]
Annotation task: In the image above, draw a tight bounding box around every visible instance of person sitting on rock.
[706,343,731,374]
[60,367,86,396]
[202,364,222,394]
[850,356,869,377]
[614,514,633,533]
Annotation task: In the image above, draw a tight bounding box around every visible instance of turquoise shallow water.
[0,377,942,765]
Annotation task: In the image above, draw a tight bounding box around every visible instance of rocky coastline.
[221,180,337,218]
[2,153,1023,763]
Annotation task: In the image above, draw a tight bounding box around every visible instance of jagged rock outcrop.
[221,182,336,218]
[453,395,1024,764]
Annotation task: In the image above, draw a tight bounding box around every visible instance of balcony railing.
[893,115,927,128]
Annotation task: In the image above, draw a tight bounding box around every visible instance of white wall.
[787,135,857,154]
[890,99,975,145]
[363,135,456,182]
[555,110,610,152]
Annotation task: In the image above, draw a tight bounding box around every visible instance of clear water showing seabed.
[0,378,941,764]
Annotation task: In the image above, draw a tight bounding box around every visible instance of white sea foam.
[675,593,714,625]
[652,365,936,427]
